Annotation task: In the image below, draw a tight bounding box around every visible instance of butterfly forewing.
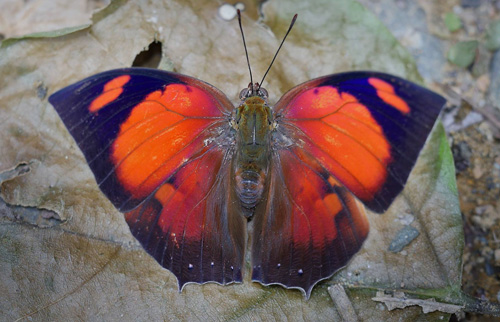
[274,71,446,213]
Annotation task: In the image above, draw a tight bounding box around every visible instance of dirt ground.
[428,2,500,320]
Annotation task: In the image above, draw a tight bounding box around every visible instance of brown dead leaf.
[0,0,463,320]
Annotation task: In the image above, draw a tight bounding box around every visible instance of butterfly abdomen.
[234,168,266,212]
[233,97,273,217]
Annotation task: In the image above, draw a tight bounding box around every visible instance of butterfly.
[48,13,445,299]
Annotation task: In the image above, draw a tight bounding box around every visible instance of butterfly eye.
[258,87,268,99]
[239,88,250,100]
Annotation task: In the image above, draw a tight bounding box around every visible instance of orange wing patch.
[283,86,356,119]
[368,78,410,114]
[149,84,225,117]
[153,149,223,238]
[284,86,392,201]
[322,193,342,218]
[278,151,369,246]
[324,175,369,238]
[89,75,131,113]
[154,183,176,205]
[279,150,338,244]
[111,83,224,200]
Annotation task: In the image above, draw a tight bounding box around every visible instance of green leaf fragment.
[447,40,478,68]
[485,20,500,51]
[444,12,462,32]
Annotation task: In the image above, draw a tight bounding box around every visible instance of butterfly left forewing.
[50,68,234,211]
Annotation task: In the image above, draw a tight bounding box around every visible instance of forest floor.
[1,0,500,320]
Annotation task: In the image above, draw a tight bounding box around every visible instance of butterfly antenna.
[237,9,254,92]
[258,14,298,90]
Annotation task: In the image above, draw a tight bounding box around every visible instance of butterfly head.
[239,82,269,101]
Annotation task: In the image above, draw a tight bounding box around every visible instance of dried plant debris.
[372,291,464,314]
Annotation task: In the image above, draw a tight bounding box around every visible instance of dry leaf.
[0,0,462,320]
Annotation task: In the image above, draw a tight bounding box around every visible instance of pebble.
[476,74,490,92]
[494,249,500,264]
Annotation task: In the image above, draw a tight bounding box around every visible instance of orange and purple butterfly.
[48,13,445,298]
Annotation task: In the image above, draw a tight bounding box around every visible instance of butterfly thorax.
[232,96,273,217]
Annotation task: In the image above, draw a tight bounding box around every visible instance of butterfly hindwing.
[125,148,246,288]
[274,71,446,213]
[49,68,246,287]
[251,146,369,298]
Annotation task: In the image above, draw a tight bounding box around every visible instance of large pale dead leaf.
[0,0,108,39]
[0,0,462,320]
